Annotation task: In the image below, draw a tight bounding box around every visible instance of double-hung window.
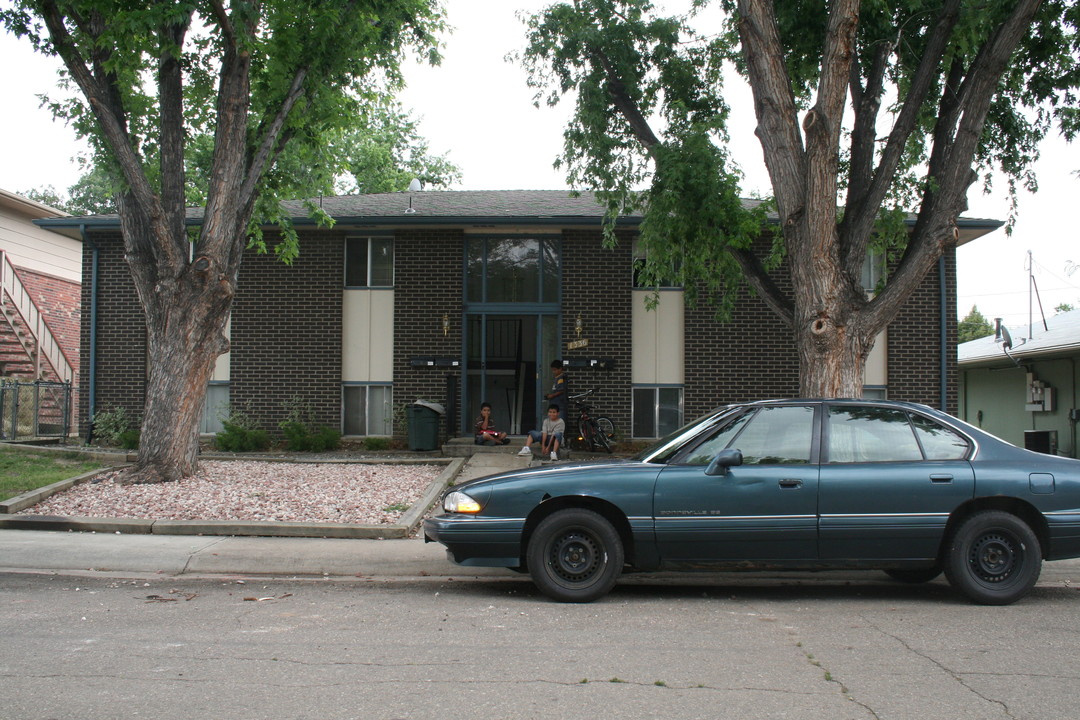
[346,237,394,287]
[633,386,684,439]
[343,384,394,436]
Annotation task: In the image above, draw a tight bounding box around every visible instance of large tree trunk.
[114,197,235,485]
[786,218,876,399]
[125,287,231,484]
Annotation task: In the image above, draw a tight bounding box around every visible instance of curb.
[0,457,464,540]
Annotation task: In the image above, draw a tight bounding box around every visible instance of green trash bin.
[407,401,443,451]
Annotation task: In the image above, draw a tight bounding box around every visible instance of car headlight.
[444,490,483,514]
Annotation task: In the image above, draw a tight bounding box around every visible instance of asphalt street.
[3,568,1080,720]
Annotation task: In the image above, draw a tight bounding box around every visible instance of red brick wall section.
[230,231,343,432]
[13,267,80,379]
[79,232,146,437]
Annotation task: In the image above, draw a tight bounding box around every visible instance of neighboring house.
[0,188,79,385]
[38,190,1001,443]
[958,309,1080,458]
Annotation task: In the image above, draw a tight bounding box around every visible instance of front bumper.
[423,514,526,568]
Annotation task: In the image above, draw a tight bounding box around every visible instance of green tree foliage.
[2,0,445,482]
[958,305,994,343]
[1055,302,1076,314]
[22,99,460,217]
[521,0,1079,397]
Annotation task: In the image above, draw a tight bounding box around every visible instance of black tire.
[884,566,942,584]
[527,508,624,602]
[943,511,1042,605]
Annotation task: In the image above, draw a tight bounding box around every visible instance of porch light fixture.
[575,313,583,338]
[442,313,450,337]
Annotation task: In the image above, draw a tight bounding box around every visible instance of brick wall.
[81,224,958,442]
[683,281,801,420]
[886,249,957,413]
[392,229,464,440]
[561,230,634,434]
[231,232,343,431]
[79,232,146,436]
[14,267,81,379]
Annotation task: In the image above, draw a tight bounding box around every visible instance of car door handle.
[929,474,954,484]
[778,479,803,489]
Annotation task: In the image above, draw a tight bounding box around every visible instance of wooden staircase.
[0,250,74,384]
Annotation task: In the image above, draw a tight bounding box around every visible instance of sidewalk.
[0,449,535,581]
[0,529,506,579]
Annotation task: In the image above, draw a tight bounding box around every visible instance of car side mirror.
[705,448,743,476]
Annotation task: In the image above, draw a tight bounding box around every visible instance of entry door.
[464,314,558,436]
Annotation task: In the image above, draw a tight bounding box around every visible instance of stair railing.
[0,250,74,384]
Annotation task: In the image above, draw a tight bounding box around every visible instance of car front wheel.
[527,508,624,603]
[944,511,1042,605]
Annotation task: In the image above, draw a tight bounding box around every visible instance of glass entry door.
[465,314,558,436]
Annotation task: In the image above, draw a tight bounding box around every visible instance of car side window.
[683,405,814,465]
[733,406,815,464]
[827,406,923,463]
[682,412,753,465]
[911,415,970,460]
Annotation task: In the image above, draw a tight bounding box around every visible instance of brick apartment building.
[38,190,1001,443]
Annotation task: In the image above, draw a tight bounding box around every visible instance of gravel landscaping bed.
[18,461,444,525]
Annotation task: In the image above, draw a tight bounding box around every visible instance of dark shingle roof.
[34,189,1001,240]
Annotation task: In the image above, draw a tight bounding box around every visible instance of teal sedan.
[423,399,1080,604]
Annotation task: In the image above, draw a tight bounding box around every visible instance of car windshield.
[633,407,735,464]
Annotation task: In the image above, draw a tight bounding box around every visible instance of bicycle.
[569,389,617,453]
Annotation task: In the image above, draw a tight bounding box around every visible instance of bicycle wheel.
[596,417,616,441]
[577,419,593,450]
[593,420,613,453]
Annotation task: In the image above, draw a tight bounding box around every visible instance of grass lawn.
[0,447,105,503]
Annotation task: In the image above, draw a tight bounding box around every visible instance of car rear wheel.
[944,511,1042,605]
[884,566,943,584]
[527,508,624,603]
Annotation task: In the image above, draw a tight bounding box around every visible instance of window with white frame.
[343,384,394,436]
[345,237,394,287]
[200,382,230,434]
[632,386,683,438]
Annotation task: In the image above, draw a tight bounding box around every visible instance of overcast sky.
[1,0,1077,329]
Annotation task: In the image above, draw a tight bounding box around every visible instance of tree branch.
[38,1,159,220]
[843,0,963,250]
[867,0,1045,333]
[734,0,806,226]
[592,49,661,151]
[731,246,795,326]
[158,12,194,260]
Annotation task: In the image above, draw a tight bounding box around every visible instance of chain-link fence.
[0,380,72,441]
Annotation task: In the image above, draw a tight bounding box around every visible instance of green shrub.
[213,406,271,453]
[281,421,340,452]
[363,437,390,451]
[279,397,340,452]
[215,420,271,452]
[91,406,135,447]
[118,429,140,450]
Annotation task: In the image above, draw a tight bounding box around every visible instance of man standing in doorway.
[546,359,568,425]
